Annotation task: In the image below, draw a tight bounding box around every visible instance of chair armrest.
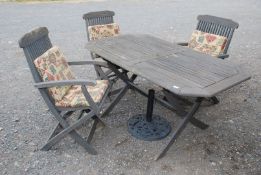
[68,60,109,68]
[217,54,229,59]
[177,42,188,46]
[34,79,96,89]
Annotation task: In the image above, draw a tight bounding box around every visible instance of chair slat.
[216,25,222,35]
[213,24,218,33]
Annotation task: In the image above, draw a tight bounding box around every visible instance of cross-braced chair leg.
[41,110,102,155]
[40,72,132,153]
[87,116,99,143]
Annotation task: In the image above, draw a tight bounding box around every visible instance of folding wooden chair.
[163,15,239,110]
[18,27,124,154]
[178,15,239,59]
[83,10,121,82]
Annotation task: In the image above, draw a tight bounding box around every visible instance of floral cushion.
[34,46,75,101]
[188,30,227,57]
[55,80,109,108]
[88,23,120,41]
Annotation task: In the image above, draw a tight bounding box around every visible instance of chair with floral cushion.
[18,27,124,154]
[178,15,239,59]
[163,15,239,116]
[83,10,123,82]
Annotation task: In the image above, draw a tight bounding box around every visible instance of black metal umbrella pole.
[128,89,171,141]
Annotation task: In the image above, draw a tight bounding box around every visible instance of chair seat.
[55,80,109,108]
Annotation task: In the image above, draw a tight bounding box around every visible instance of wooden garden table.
[86,34,250,160]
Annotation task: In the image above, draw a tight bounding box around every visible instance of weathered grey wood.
[86,34,251,97]
[86,34,181,70]
[88,34,249,160]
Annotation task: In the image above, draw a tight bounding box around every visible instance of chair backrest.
[19,27,56,108]
[19,27,53,83]
[196,15,239,54]
[83,10,115,41]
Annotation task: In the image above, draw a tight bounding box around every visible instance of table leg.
[163,90,209,130]
[155,97,203,160]
[146,89,154,122]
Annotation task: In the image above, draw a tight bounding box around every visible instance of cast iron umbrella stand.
[128,89,172,141]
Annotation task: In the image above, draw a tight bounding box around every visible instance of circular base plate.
[128,114,171,141]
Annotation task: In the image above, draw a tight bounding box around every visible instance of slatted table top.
[86,34,250,97]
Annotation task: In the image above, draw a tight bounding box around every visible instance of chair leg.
[163,90,190,117]
[46,109,100,154]
[100,69,117,80]
[41,111,99,154]
[77,110,85,120]
[155,98,203,160]
[94,65,105,80]
[163,89,193,106]
[163,90,209,130]
[108,87,123,97]
[47,123,63,141]
[202,96,220,106]
[87,117,99,143]
[101,84,129,117]
[210,96,219,104]
[92,115,106,127]
[42,129,98,154]
[189,117,209,130]
[100,74,137,118]
[96,65,121,83]
[46,111,75,141]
